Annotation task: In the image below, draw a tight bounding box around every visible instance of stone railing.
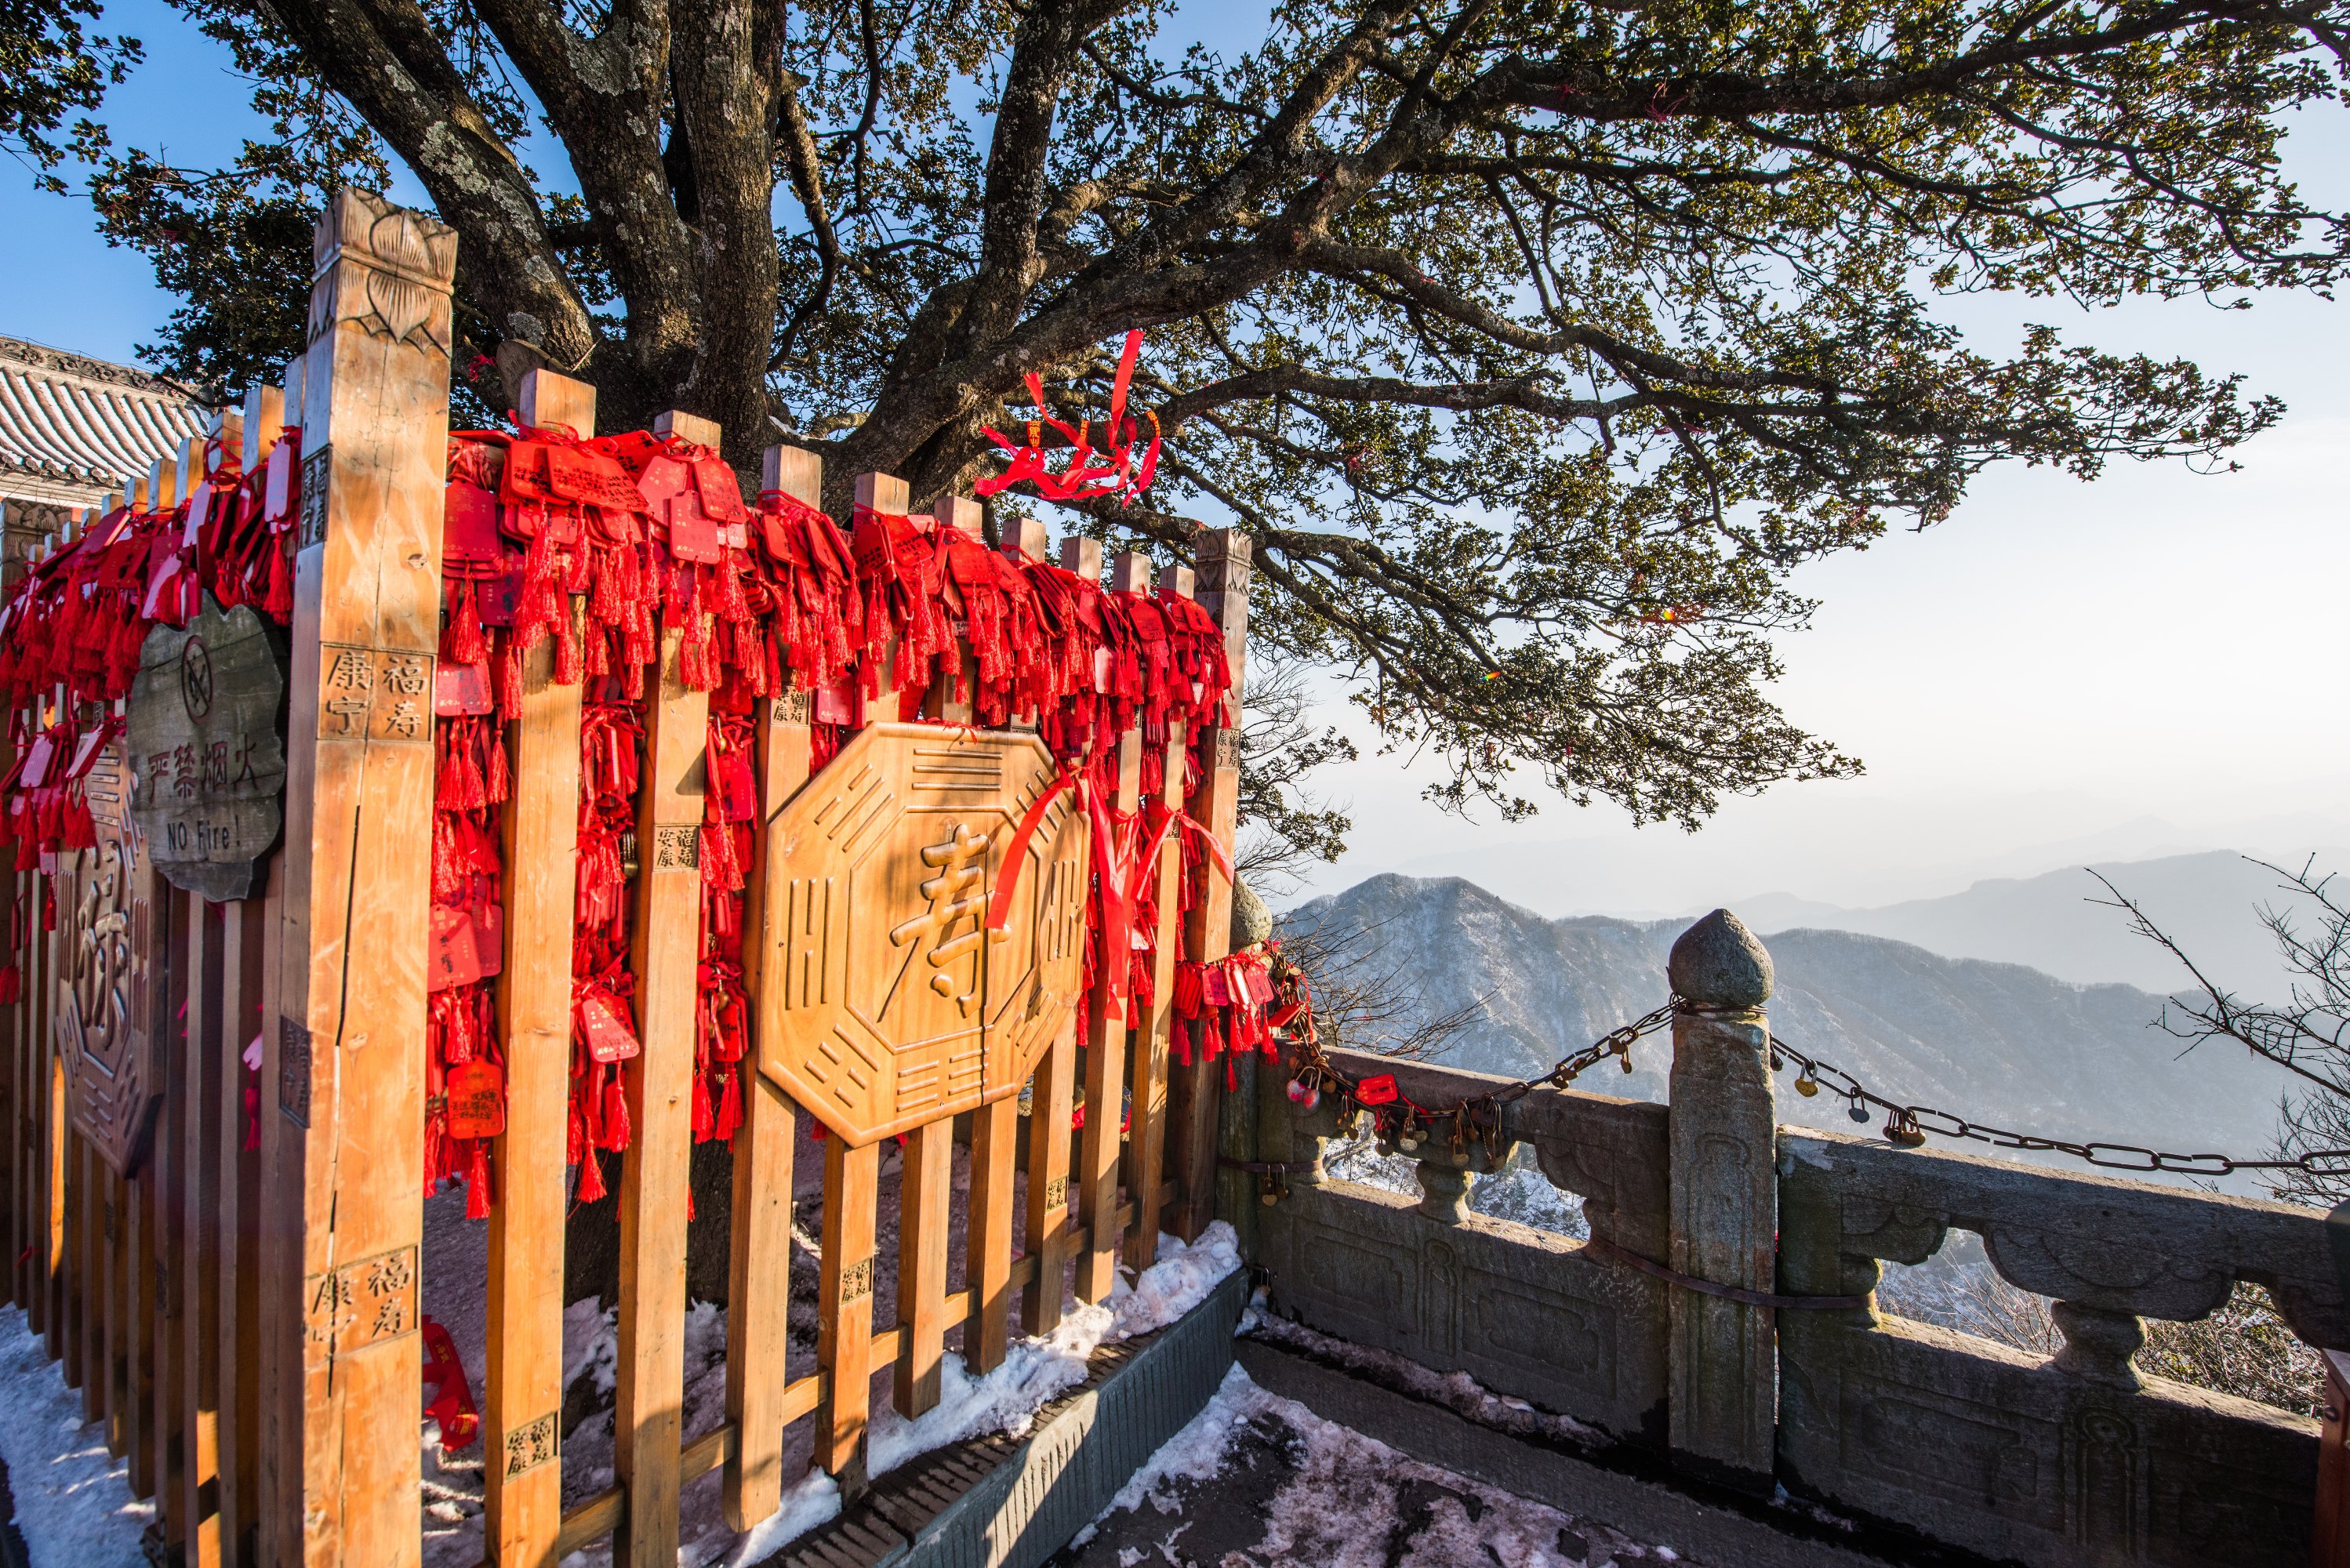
[1247,910,2348,1568]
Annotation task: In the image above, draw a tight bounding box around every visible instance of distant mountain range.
[1281,874,2294,1174]
[1727,849,2342,995]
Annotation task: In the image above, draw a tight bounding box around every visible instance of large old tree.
[10,0,2347,837]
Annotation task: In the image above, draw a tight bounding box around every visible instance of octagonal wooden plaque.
[759,722,1090,1145]
[58,742,165,1175]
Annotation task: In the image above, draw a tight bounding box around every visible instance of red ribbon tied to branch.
[984,766,1230,1007]
[978,331,1162,506]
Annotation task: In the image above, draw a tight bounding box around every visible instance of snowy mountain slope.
[1281,875,2290,1164]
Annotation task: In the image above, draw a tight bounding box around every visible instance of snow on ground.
[0,1162,1234,1568]
[1057,1363,1694,1568]
[0,1308,154,1568]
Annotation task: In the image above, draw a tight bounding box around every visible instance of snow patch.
[867,1223,1242,1478]
[0,1307,154,1567]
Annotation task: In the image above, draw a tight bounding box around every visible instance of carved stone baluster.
[2051,1301,2146,1389]
[1665,908,1778,1491]
[1412,1158,1473,1224]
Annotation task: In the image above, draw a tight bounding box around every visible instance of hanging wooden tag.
[446,1058,506,1139]
[430,901,503,991]
[581,995,640,1063]
[434,661,493,716]
[443,481,503,564]
[667,494,722,563]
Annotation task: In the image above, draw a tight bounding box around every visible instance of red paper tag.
[721,522,750,550]
[1200,966,1231,1008]
[20,735,55,790]
[443,481,503,564]
[581,996,639,1062]
[666,494,721,564]
[1244,966,1275,1006]
[813,681,855,725]
[434,661,493,717]
[445,1058,505,1139]
[1355,1073,1399,1107]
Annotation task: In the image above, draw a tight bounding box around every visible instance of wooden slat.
[726,443,819,1533]
[186,895,226,1567]
[1019,537,1095,1335]
[613,405,719,1568]
[265,191,455,1568]
[74,1133,95,1410]
[483,369,593,1568]
[1168,531,1250,1241]
[129,1147,157,1499]
[964,1096,1016,1374]
[107,1165,129,1455]
[1126,566,1193,1269]
[38,822,61,1342]
[1075,555,1147,1302]
[227,394,285,1552]
[157,888,191,1555]
[815,1136,879,1485]
[223,887,267,1552]
[895,1120,951,1416]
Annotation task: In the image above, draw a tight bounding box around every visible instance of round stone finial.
[1669,909,1773,1008]
[1230,878,1273,949]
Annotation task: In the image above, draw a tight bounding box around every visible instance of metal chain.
[1765,1029,2350,1178]
[1285,997,2350,1180]
[1289,1004,1677,1160]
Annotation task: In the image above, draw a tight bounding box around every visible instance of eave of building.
[0,336,209,510]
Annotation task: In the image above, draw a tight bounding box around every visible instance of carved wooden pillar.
[1665,907,1778,1490]
[260,189,456,1568]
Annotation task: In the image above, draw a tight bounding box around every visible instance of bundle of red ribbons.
[0,412,1273,1218]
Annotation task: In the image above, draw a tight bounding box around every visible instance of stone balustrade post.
[1666,908,1778,1490]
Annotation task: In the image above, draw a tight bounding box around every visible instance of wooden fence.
[0,189,1248,1566]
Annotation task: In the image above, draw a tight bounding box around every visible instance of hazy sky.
[9,4,2348,920]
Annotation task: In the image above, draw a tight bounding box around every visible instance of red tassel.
[466,1138,492,1220]
[576,1145,608,1203]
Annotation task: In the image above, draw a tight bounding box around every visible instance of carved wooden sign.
[127,597,288,900]
[761,723,1090,1145]
[57,744,164,1175]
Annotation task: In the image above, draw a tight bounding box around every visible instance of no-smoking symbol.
[180,636,213,720]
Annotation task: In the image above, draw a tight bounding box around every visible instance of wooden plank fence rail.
[0,188,1251,1568]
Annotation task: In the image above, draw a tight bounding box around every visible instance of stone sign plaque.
[56,743,165,1175]
[127,597,288,901]
[760,722,1090,1145]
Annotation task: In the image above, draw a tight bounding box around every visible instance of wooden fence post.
[725,443,819,1530]
[480,368,593,1567]
[1074,554,1148,1301]
[610,407,720,1566]
[1169,530,1248,1241]
[261,189,456,1568]
[255,349,304,1565]
[1124,564,1193,1269]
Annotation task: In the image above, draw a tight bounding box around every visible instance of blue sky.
[11,3,2350,918]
